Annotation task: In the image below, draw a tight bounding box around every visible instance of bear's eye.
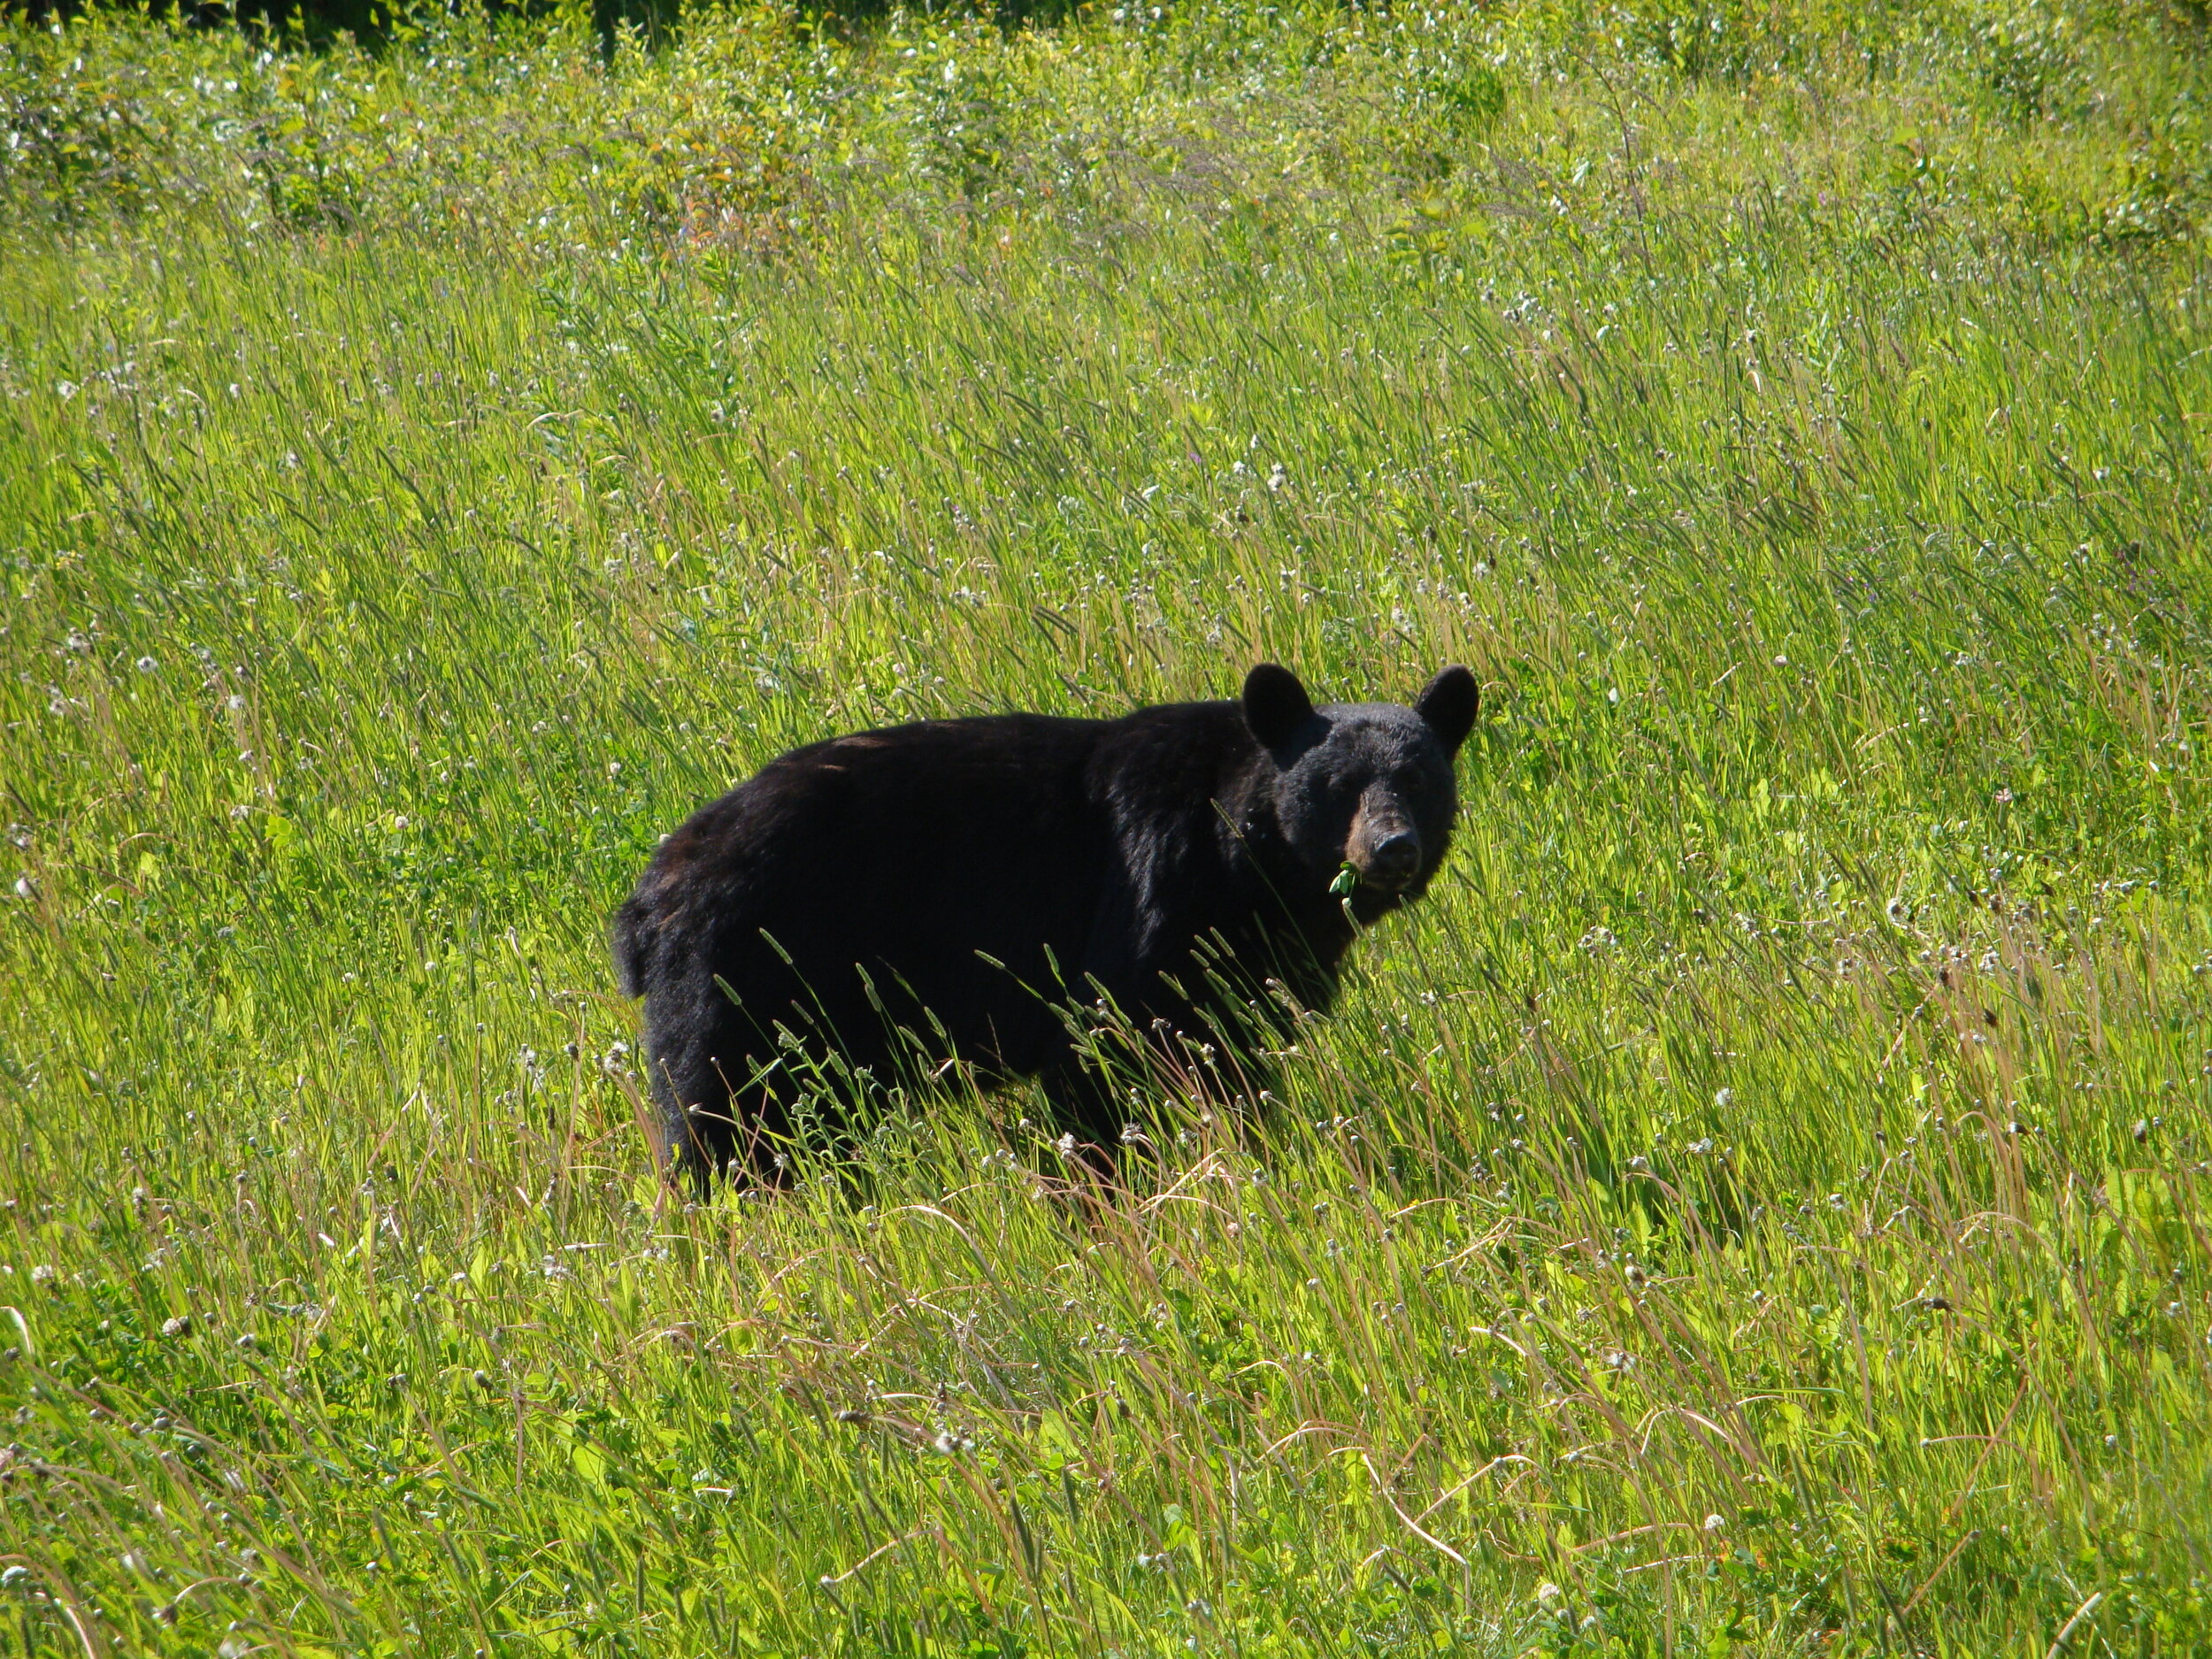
[1392,767,1439,806]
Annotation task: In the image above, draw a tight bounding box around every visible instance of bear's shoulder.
[1085,699,1269,846]
[1088,700,1255,784]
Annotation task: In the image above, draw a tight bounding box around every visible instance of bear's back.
[628,713,1121,1007]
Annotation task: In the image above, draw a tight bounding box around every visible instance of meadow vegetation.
[4,0,2212,1652]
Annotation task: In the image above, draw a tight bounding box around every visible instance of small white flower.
[1534,1581,1563,1605]
[161,1315,191,1337]
[134,656,158,674]
[28,1264,55,1286]
[1703,1513,1726,1532]
[1713,1087,1733,1108]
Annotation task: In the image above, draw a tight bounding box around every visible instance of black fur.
[613,663,1478,1187]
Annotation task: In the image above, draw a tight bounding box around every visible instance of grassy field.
[4,1,2212,1653]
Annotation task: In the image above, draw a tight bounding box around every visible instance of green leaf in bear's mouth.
[1328,861,1359,898]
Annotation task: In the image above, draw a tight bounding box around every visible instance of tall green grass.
[4,2,2210,1653]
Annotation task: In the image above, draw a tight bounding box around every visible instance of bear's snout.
[1349,803,1422,891]
[1360,829,1420,887]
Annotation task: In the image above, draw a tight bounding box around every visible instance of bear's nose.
[1364,828,1420,887]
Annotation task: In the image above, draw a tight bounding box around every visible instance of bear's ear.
[1416,664,1479,753]
[1241,662,1315,749]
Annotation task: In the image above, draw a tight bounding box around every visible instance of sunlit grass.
[4,2,2211,1653]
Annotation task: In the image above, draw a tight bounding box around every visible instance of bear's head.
[1240,661,1479,918]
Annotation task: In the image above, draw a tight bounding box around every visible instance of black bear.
[612,662,1478,1187]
